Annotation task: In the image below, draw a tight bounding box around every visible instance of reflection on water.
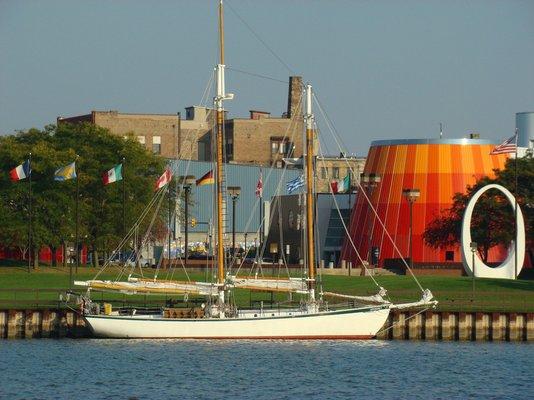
[0,340,532,400]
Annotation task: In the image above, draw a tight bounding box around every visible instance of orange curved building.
[341,138,509,267]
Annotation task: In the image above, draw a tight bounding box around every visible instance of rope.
[376,306,431,336]
[225,1,295,75]
[316,139,382,290]
[313,92,425,294]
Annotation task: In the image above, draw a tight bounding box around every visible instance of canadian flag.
[155,168,173,191]
[255,170,263,198]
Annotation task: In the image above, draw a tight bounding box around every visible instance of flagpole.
[514,129,518,280]
[168,184,172,268]
[122,157,126,239]
[28,153,32,273]
[75,156,80,281]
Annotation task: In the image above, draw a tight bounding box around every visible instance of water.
[0,340,532,400]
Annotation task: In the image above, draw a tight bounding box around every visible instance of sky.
[1,0,533,156]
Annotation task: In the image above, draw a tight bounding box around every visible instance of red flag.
[330,180,339,194]
[155,168,172,191]
[255,169,263,198]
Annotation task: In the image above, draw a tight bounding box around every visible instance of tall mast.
[215,0,233,286]
[304,84,316,298]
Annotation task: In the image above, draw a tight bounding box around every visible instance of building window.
[445,251,454,261]
[332,167,339,179]
[271,138,293,159]
[321,167,328,179]
[137,135,146,145]
[225,138,233,161]
[152,136,161,154]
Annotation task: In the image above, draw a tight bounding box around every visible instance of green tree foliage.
[423,155,533,262]
[0,123,166,267]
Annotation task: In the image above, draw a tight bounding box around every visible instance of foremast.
[304,84,316,302]
[215,0,233,310]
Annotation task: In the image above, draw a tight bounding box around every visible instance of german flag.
[196,170,214,186]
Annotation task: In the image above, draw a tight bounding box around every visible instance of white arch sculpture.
[461,183,525,279]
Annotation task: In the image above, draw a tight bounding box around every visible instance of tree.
[423,155,533,262]
[0,123,167,268]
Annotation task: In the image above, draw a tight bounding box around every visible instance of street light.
[177,175,196,265]
[227,186,241,258]
[470,241,477,300]
[360,173,381,266]
[402,188,420,270]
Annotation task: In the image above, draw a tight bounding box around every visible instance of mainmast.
[304,84,316,299]
[215,0,233,290]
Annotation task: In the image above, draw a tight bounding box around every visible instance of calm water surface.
[0,340,532,400]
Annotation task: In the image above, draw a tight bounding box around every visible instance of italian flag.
[331,175,350,194]
[337,175,350,193]
[103,164,123,185]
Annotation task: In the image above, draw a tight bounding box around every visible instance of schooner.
[75,0,437,339]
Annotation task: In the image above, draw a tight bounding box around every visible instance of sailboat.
[75,0,437,339]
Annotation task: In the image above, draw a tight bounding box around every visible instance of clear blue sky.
[1,0,533,155]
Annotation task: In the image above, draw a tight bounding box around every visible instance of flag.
[155,168,172,191]
[255,169,263,198]
[54,162,77,181]
[330,180,339,194]
[103,163,123,185]
[490,134,517,155]
[337,175,350,193]
[196,170,214,186]
[10,159,31,182]
[286,175,305,194]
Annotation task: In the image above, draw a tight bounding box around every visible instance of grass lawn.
[0,263,533,312]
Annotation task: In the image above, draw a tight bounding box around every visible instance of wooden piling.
[0,308,533,341]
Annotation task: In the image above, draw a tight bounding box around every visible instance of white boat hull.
[84,306,390,339]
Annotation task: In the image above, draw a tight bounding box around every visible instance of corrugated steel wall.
[341,139,509,266]
[171,160,301,233]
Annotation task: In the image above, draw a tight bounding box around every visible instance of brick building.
[57,106,215,160]
[199,76,304,166]
[315,155,366,193]
[58,76,305,166]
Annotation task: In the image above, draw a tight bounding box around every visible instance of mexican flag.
[338,175,350,193]
[103,163,123,185]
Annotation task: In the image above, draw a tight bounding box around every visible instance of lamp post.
[360,173,381,266]
[402,188,420,270]
[227,186,241,257]
[177,175,196,265]
[470,241,477,300]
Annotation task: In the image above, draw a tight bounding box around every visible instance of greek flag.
[286,174,305,194]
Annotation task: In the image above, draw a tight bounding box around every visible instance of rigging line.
[118,189,168,282]
[256,100,303,264]
[231,93,303,277]
[316,136,382,290]
[313,93,425,294]
[199,69,215,107]
[165,131,198,283]
[93,184,168,280]
[225,0,294,75]
[232,110,301,277]
[376,306,430,335]
[226,67,288,84]
[312,90,352,155]
[99,145,193,282]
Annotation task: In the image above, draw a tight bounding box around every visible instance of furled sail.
[74,277,220,296]
[322,287,390,304]
[227,275,308,294]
